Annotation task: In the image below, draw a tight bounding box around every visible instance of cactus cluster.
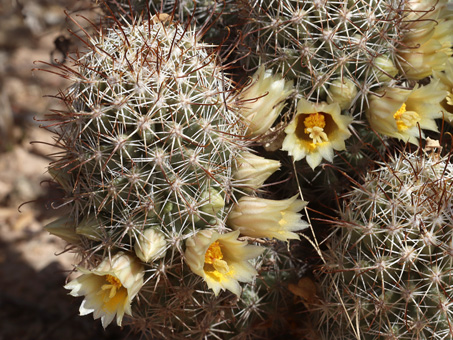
[309,150,453,339]
[38,0,453,338]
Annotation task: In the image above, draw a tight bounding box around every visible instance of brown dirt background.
[0,1,139,339]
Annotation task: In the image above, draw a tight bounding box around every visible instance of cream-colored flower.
[281,99,352,169]
[238,66,294,136]
[185,230,264,296]
[399,0,453,79]
[326,78,358,110]
[366,81,446,144]
[233,151,281,191]
[227,195,308,242]
[64,252,144,328]
[433,58,453,122]
[134,228,167,263]
[404,0,445,30]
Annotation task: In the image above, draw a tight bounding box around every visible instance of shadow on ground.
[0,237,137,340]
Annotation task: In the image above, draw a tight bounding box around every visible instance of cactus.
[239,0,452,114]
[41,13,309,338]
[39,0,453,337]
[239,0,407,106]
[50,16,248,249]
[99,0,237,24]
[309,149,453,339]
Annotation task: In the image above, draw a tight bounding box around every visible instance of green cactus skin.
[310,150,453,339]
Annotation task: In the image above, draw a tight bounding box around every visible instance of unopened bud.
[45,217,79,244]
[374,55,398,82]
[327,78,358,110]
[134,228,167,263]
[200,188,225,215]
[233,152,280,190]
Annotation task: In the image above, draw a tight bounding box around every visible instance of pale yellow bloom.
[228,195,308,242]
[185,230,264,296]
[233,151,281,191]
[399,0,453,79]
[327,78,358,110]
[64,252,144,328]
[433,58,453,122]
[134,228,167,263]
[281,99,352,169]
[404,0,445,28]
[366,81,446,144]
[238,66,294,136]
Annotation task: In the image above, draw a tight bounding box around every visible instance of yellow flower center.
[99,274,123,301]
[205,241,223,263]
[303,113,329,144]
[393,103,421,131]
[204,241,229,274]
[106,274,122,287]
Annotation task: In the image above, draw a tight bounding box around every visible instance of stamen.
[393,103,421,131]
[106,275,122,288]
[205,241,230,274]
[303,113,329,144]
[304,112,326,131]
[98,275,123,301]
[205,241,223,264]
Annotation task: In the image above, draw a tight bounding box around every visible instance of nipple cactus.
[239,0,453,115]
[42,13,309,338]
[239,0,405,105]
[310,150,453,339]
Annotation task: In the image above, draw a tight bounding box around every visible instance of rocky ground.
[0,1,138,339]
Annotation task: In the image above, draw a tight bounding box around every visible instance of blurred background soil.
[0,1,138,339]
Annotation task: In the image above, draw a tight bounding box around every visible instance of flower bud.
[238,66,293,136]
[228,195,309,241]
[200,187,225,215]
[76,217,104,241]
[327,78,358,110]
[374,55,399,82]
[44,217,79,244]
[134,228,167,263]
[233,151,280,190]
